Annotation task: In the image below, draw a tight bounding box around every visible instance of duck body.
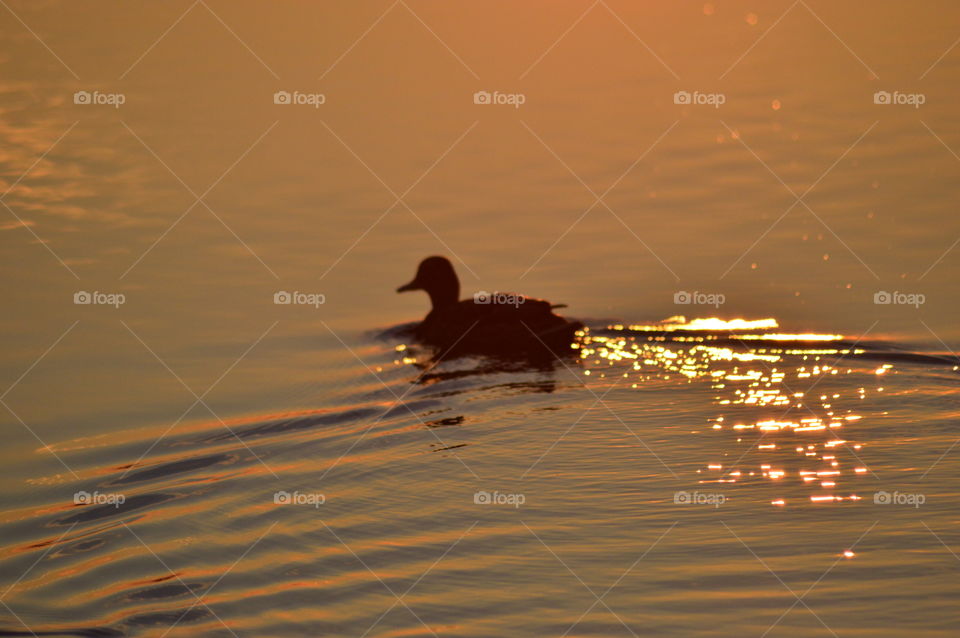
[416,294,582,357]
[397,257,582,359]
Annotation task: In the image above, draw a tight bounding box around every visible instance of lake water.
[2,2,959,636]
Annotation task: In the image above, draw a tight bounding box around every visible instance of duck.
[396,256,583,358]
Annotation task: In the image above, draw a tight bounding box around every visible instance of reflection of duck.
[396,256,582,358]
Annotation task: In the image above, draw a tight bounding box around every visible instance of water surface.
[2,2,960,636]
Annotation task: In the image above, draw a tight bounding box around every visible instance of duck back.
[416,293,582,358]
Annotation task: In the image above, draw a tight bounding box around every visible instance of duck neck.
[427,285,459,310]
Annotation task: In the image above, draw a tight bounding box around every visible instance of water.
[2,2,960,636]
[2,319,958,636]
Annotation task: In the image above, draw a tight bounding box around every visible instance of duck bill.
[396,280,420,293]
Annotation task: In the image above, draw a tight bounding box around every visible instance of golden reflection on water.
[578,317,881,507]
[619,317,780,332]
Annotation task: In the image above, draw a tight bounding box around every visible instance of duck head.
[397,256,460,310]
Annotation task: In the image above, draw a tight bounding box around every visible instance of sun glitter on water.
[578,317,879,508]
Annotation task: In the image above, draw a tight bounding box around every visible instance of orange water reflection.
[579,317,879,507]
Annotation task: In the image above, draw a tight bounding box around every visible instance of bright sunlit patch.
[625,317,779,332]
[676,318,779,331]
[734,333,843,341]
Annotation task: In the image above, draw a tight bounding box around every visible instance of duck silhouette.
[396,256,582,358]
